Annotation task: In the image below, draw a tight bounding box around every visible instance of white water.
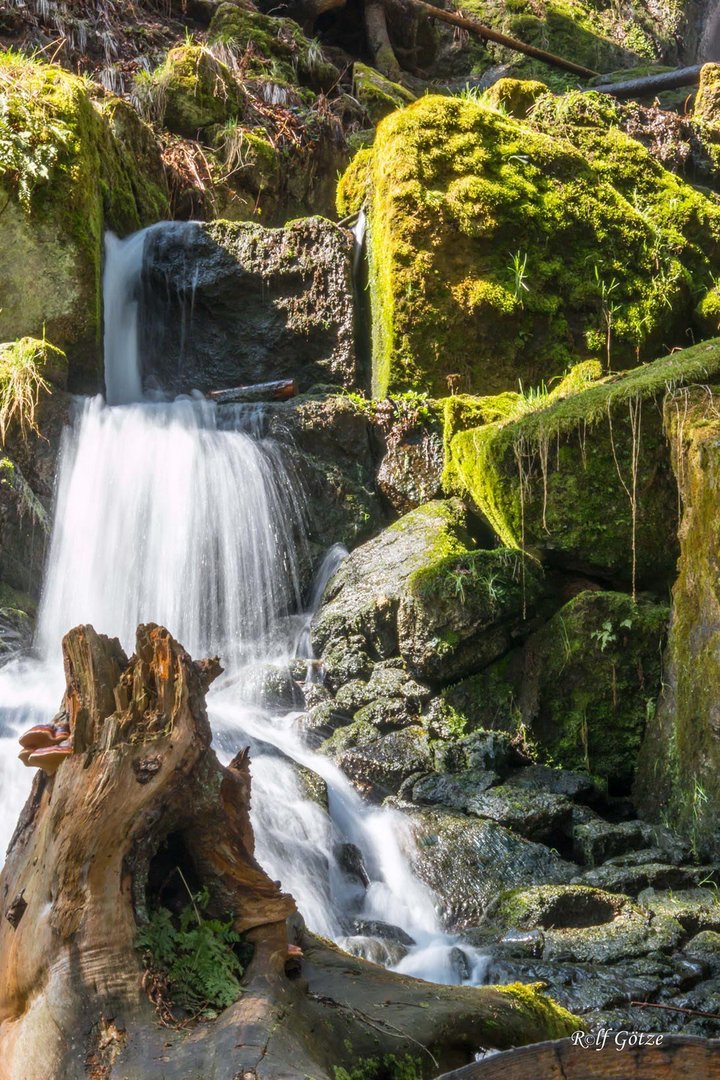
[0,224,488,986]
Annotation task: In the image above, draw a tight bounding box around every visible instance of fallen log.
[589,64,702,99]
[207,378,298,404]
[405,0,599,78]
[0,623,579,1080]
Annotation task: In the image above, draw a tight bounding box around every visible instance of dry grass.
[0,338,53,445]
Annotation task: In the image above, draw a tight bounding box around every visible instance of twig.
[630,1001,720,1021]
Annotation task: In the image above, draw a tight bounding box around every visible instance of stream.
[0,224,488,987]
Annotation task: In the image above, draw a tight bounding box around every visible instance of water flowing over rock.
[139,217,358,396]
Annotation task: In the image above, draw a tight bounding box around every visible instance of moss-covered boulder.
[695,63,720,125]
[208,4,339,91]
[311,500,546,686]
[0,53,168,390]
[352,63,416,125]
[337,93,720,397]
[635,384,720,857]
[521,591,668,788]
[482,77,548,118]
[135,44,244,137]
[446,343,720,588]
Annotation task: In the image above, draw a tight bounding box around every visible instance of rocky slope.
[3,0,720,1071]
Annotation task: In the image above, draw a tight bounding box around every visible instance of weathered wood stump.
[0,624,579,1080]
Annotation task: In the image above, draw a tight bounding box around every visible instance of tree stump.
[0,624,579,1079]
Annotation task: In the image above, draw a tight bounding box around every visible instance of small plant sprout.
[509,250,530,306]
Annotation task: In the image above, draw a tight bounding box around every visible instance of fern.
[137,883,245,1018]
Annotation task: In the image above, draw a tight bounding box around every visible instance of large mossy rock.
[337,93,720,398]
[0,53,169,390]
[446,343,720,589]
[139,44,244,138]
[311,500,546,687]
[141,217,357,395]
[635,384,720,857]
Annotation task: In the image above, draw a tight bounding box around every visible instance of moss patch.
[0,51,168,388]
[340,93,720,398]
[446,342,720,588]
[352,63,416,126]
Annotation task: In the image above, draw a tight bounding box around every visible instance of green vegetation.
[0,337,65,444]
[337,94,720,399]
[137,884,246,1018]
[334,1055,424,1080]
[446,342,720,589]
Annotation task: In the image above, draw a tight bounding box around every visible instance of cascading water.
[0,224,488,986]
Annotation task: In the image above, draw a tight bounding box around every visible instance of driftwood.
[0,623,580,1080]
[589,64,702,99]
[207,378,298,405]
[405,0,599,78]
[437,1035,720,1079]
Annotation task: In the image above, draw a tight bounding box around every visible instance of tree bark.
[0,624,579,1080]
[589,65,702,99]
[364,0,404,83]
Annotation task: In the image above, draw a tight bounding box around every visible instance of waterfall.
[0,225,488,987]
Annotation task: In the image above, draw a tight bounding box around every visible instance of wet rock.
[294,701,352,745]
[637,888,720,936]
[242,663,305,710]
[576,862,720,897]
[377,429,444,514]
[503,765,601,804]
[433,729,516,775]
[410,769,498,811]
[541,909,684,965]
[336,935,408,967]
[262,394,386,553]
[141,218,357,397]
[684,931,720,966]
[320,637,375,690]
[405,806,576,930]
[352,697,418,731]
[351,919,415,947]
[295,764,329,810]
[311,499,545,686]
[461,787,573,843]
[0,606,32,662]
[496,929,545,959]
[322,723,433,799]
[335,843,370,887]
[573,819,658,866]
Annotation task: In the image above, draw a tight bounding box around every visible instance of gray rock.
[351,919,415,947]
[322,723,433,799]
[311,500,545,686]
[411,769,499,811]
[573,818,657,866]
[576,862,718,897]
[377,429,444,514]
[503,765,601,803]
[684,930,720,966]
[336,935,408,967]
[404,806,576,931]
[462,786,573,843]
[141,218,357,396]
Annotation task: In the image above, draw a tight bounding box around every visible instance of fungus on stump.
[0,624,579,1080]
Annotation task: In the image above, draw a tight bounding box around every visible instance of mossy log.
[0,623,579,1080]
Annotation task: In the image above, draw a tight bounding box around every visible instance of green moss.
[0,52,168,385]
[446,341,720,587]
[334,1055,423,1080]
[208,4,338,91]
[137,44,244,138]
[635,384,720,856]
[481,77,548,119]
[696,285,720,337]
[522,590,668,787]
[695,63,720,126]
[336,147,373,217]
[342,93,720,399]
[352,63,416,126]
[494,981,581,1039]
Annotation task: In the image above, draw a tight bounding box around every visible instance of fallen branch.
[589,65,702,99]
[405,0,599,78]
[207,379,298,404]
[630,1000,720,1021]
